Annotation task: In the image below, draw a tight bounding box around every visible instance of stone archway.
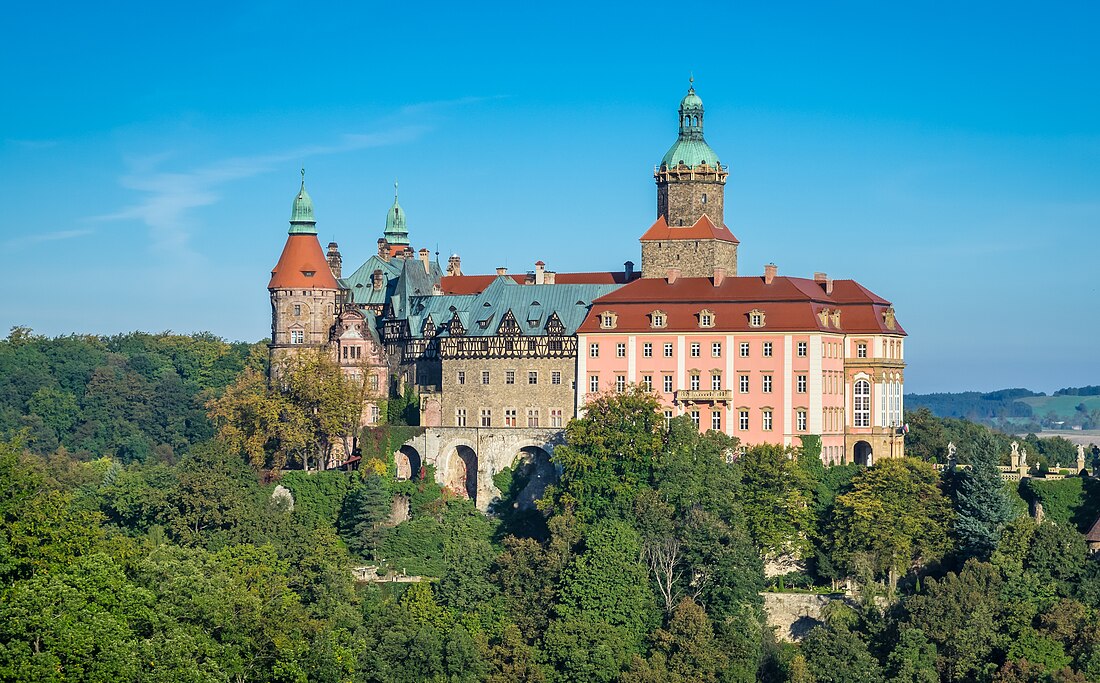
[395,445,422,481]
[511,446,555,510]
[854,440,873,467]
[444,445,478,500]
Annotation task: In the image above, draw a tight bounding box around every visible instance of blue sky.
[2,1,1097,393]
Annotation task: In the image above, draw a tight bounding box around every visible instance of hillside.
[907,386,1100,432]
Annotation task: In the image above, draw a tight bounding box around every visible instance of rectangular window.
[763,342,773,357]
[290,330,304,344]
[690,342,701,357]
[663,375,673,393]
[712,342,722,357]
[293,304,301,316]
[616,342,626,358]
[371,405,381,424]
[457,371,466,385]
[763,410,773,431]
[505,408,517,427]
[797,375,807,393]
[455,408,467,427]
[763,375,773,393]
[664,343,674,357]
[590,374,599,393]
[797,410,807,431]
[690,374,700,390]
[480,408,491,427]
[690,410,700,427]
[482,370,490,384]
[527,408,540,427]
[550,409,563,427]
[643,343,653,357]
[615,375,626,392]
[739,374,750,393]
[739,410,749,431]
[740,342,750,357]
[858,342,868,358]
[712,411,722,431]
[505,370,515,385]
[551,371,562,385]
[590,343,599,358]
[528,371,538,385]
[797,341,807,357]
[712,373,722,390]
[370,375,379,391]
[642,375,653,391]
[663,410,673,428]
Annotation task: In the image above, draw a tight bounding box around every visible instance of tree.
[954,430,1016,561]
[885,628,939,683]
[340,473,392,557]
[829,458,954,588]
[549,388,664,521]
[800,624,885,683]
[738,443,815,560]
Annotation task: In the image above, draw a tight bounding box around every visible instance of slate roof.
[404,276,620,339]
[342,255,403,306]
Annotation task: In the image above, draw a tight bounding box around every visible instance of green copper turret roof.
[383,181,410,246]
[660,81,722,170]
[288,169,318,235]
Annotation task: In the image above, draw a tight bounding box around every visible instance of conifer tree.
[954,431,1015,561]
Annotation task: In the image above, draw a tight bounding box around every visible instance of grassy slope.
[1018,395,1100,419]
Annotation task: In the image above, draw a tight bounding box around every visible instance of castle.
[268,83,907,503]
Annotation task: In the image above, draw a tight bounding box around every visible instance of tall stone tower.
[641,80,739,279]
[268,172,342,370]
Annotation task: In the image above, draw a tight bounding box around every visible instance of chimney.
[624,260,635,280]
[402,246,414,259]
[496,267,508,276]
[377,238,390,262]
[814,272,827,283]
[713,267,726,287]
[825,278,834,295]
[764,263,777,285]
[535,260,545,285]
[432,282,443,296]
[447,254,462,277]
[326,242,342,279]
[372,269,384,291]
[544,271,556,284]
[666,267,681,285]
[419,248,430,274]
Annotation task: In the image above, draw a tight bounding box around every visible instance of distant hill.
[906,386,1100,431]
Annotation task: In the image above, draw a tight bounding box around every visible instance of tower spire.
[383,179,410,247]
[289,169,317,235]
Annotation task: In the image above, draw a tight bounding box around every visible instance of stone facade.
[640,238,738,279]
[436,356,575,430]
[269,288,342,369]
[656,165,726,229]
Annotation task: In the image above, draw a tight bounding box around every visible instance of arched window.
[854,380,870,427]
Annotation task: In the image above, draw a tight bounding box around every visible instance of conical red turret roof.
[268,234,339,290]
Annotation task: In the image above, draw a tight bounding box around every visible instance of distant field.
[1018,395,1100,418]
[1028,430,1100,447]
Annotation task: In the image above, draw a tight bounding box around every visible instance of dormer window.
[599,311,618,330]
[303,271,315,277]
[748,309,766,328]
[650,310,667,329]
[699,309,715,328]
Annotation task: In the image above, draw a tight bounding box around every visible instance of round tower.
[268,171,342,371]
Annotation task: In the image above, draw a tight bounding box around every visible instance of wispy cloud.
[4,228,93,249]
[398,95,505,116]
[95,125,429,252]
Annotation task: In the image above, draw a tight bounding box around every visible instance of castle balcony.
[675,389,733,404]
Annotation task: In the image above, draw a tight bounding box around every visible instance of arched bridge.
[394,427,566,511]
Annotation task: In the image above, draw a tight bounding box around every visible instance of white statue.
[947,442,957,468]
[271,484,295,512]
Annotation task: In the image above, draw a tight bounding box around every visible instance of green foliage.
[340,472,392,558]
[278,469,358,526]
[829,458,953,585]
[1023,476,1100,532]
[953,429,1017,561]
[738,443,815,560]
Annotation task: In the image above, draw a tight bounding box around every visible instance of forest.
[4,329,1100,682]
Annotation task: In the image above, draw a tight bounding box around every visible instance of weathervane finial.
[300,167,305,181]
[689,72,694,88]
[394,179,399,199]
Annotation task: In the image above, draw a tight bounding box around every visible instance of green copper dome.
[660,82,722,170]
[288,170,317,235]
[383,181,410,246]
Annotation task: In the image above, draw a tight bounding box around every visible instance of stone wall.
[640,239,738,279]
[439,356,575,429]
[658,178,725,228]
[762,592,852,642]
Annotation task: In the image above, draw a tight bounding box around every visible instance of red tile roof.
[577,275,905,335]
[639,214,739,243]
[268,234,340,290]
